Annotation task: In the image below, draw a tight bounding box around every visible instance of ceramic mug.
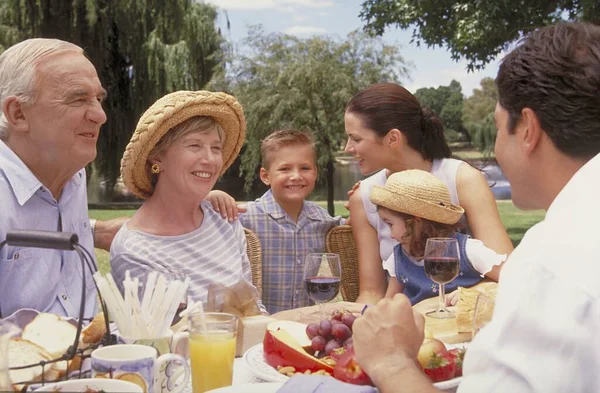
[117,330,189,393]
[91,344,190,393]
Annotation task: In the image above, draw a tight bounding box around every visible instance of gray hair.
[0,38,82,140]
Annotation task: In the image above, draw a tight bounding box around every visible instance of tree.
[414,80,469,143]
[0,0,223,198]
[359,0,600,71]
[463,77,498,152]
[212,26,409,214]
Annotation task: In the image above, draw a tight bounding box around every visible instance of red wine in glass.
[423,238,460,319]
[304,276,341,303]
[424,257,459,284]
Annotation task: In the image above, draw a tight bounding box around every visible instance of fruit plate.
[242,344,463,391]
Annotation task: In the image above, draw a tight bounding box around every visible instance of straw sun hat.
[121,90,246,199]
[370,170,464,225]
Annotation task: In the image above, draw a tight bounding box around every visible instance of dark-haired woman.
[345,83,513,305]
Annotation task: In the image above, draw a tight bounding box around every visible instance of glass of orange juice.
[188,312,238,393]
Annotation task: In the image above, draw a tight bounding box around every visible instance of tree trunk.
[326,157,335,216]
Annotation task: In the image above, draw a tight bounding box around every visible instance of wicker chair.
[243,228,263,298]
[325,225,359,302]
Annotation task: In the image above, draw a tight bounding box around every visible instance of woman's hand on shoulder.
[205,190,246,221]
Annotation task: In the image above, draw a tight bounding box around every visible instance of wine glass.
[303,253,342,320]
[423,238,460,319]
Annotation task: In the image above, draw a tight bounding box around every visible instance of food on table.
[263,325,335,374]
[417,337,466,382]
[8,312,107,390]
[264,311,464,385]
[455,282,498,333]
[8,338,60,390]
[422,352,457,383]
[448,348,466,377]
[332,348,373,386]
[417,338,448,369]
[236,315,276,357]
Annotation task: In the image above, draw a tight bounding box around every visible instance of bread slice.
[21,313,77,375]
[80,312,106,347]
[8,338,60,390]
[455,282,498,333]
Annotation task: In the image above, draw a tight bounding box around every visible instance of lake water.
[311,159,511,201]
[88,158,511,204]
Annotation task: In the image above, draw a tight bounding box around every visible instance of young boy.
[239,129,344,314]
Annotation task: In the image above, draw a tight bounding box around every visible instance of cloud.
[284,25,328,36]
[203,0,334,11]
[318,11,328,16]
[294,15,306,22]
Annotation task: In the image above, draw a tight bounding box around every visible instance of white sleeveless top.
[359,157,467,262]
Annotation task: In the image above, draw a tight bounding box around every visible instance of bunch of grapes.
[305,311,357,356]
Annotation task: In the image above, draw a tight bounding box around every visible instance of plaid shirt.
[239,190,344,314]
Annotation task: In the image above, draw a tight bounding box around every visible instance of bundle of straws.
[93,270,190,339]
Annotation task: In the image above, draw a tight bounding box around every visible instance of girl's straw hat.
[370,170,464,224]
[121,90,246,199]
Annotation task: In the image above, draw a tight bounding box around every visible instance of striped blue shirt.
[239,190,344,314]
[110,202,265,311]
[0,140,98,319]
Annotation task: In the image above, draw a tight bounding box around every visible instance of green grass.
[91,200,546,274]
[495,200,545,247]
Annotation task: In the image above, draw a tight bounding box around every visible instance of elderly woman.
[345,83,513,305]
[110,90,263,310]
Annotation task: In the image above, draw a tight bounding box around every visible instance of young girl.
[370,169,506,305]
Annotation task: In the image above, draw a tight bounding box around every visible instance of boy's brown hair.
[260,129,316,169]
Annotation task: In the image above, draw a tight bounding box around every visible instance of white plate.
[35,378,143,392]
[242,344,463,391]
[206,382,283,393]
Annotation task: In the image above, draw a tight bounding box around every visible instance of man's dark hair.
[496,22,600,159]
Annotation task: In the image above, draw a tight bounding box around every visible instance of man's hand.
[205,190,246,221]
[94,217,129,251]
[353,294,426,388]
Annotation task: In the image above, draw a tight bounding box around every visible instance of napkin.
[206,280,262,317]
[277,375,377,393]
[206,280,273,356]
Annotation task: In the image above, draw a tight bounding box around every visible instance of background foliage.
[0,0,223,192]
[211,27,410,213]
[360,0,600,71]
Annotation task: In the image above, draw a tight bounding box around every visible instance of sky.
[202,0,504,97]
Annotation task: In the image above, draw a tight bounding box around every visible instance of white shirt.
[460,153,600,393]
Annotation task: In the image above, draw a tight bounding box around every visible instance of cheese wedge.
[455,282,498,333]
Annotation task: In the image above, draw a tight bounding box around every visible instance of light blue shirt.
[0,140,98,319]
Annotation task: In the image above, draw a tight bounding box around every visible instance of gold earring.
[151,163,160,174]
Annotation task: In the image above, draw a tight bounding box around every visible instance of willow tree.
[0,0,223,197]
[212,26,409,214]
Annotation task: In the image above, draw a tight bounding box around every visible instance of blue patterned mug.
[117,330,189,393]
[91,344,190,393]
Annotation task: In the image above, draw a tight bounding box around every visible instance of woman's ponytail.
[420,107,451,160]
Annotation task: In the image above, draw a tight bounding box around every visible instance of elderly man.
[351,22,600,393]
[0,38,108,319]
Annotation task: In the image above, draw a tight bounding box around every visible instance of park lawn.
[91,200,545,274]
